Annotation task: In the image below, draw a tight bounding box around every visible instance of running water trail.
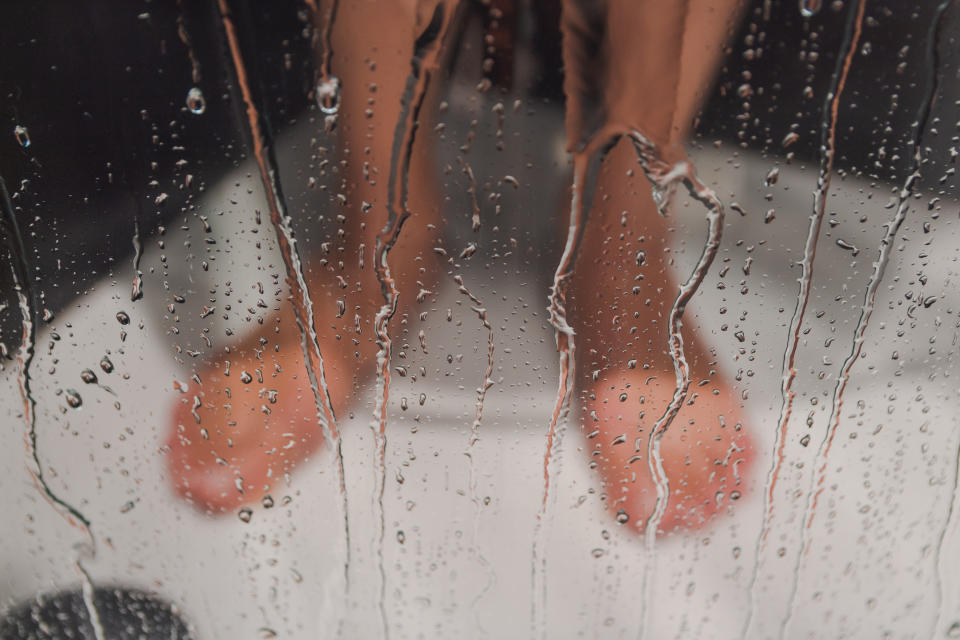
[370,4,459,636]
[453,273,496,633]
[453,275,495,447]
[531,148,593,640]
[2,177,105,638]
[935,413,960,638]
[307,0,342,124]
[459,158,482,231]
[176,0,202,86]
[780,4,950,637]
[131,215,144,301]
[740,1,866,634]
[215,0,350,612]
[77,559,107,640]
[623,131,726,640]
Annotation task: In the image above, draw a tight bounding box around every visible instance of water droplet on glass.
[764,167,780,187]
[615,509,630,524]
[799,0,822,17]
[262,494,274,509]
[239,371,253,384]
[131,275,143,301]
[315,76,341,115]
[116,311,130,325]
[100,356,114,373]
[80,369,98,384]
[948,622,960,639]
[65,389,83,409]
[396,530,406,544]
[238,507,253,523]
[835,238,859,256]
[186,87,206,115]
[13,125,30,148]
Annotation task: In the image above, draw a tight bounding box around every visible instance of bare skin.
[166,0,752,533]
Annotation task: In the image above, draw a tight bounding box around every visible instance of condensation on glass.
[1,1,959,638]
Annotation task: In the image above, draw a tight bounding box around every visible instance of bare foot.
[166,304,360,513]
[164,0,449,513]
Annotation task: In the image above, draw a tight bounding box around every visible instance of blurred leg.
[166,0,449,513]
[566,0,753,534]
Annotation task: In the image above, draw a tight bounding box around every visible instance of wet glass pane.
[2,1,959,638]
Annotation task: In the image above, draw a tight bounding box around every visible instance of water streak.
[531,147,592,639]
[2,175,104,630]
[935,415,960,639]
[216,0,350,612]
[740,1,866,634]
[624,131,726,640]
[453,272,496,632]
[369,3,460,635]
[780,4,951,637]
[131,215,143,301]
[176,0,202,85]
[77,559,107,640]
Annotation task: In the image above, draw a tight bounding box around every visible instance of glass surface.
[2,1,959,638]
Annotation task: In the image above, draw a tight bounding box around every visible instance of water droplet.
[419,393,427,406]
[262,494,274,509]
[799,0,822,17]
[100,356,114,373]
[591,548,605,558]
[131,275,143,301]
[239,371,253,384]
[238,507,253,523]
[116,311,130,325]
[948,622,960,638]
[80,369,98,384]
[315,76,341,115]
[800,434,811,447]
[13,125,30,148]
[400,397,408,411]
[836,238,859,256]
[764,167,780,187]
[615,509,630,524]
[186,87,206,115]
[782,132,800,147]
[65,389,83,409]
[396,530,406,544]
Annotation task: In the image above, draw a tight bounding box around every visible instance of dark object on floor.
[0,587,193,640]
